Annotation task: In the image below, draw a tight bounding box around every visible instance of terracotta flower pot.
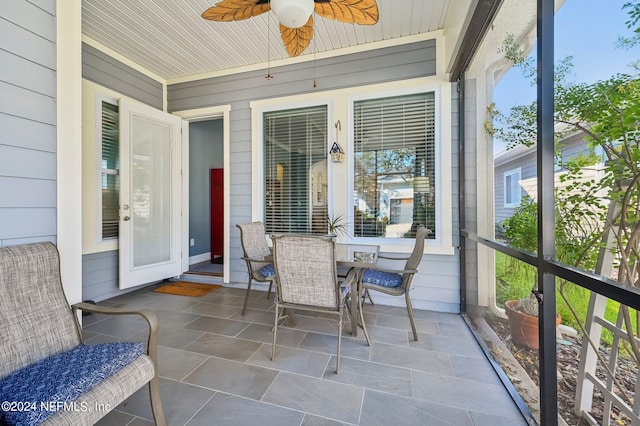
[504,300,561,350]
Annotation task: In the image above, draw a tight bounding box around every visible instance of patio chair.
[236,222,276,315]
[360,226,431,341]
[0,242,166,425]
[270,234,370,373]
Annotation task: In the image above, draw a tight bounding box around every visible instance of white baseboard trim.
[189,252,211,265]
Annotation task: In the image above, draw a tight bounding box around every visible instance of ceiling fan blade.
[202,0,270,22]
[314,0,379,25]
[280,16,314,57]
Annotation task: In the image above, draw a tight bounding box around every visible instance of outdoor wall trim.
[166,32,441,86]
[173,105,232,283]
[57,0,83,305]
[82,35,165,84]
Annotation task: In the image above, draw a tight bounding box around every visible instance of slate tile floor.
[85,284,528,426]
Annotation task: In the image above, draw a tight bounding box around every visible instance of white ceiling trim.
[167,31,441,85]
[83,35,166,84]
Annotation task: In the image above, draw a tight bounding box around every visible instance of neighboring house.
[494,130,605,228]
[0,0,535,315]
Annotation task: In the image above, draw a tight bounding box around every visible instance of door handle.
[121,204,130,221]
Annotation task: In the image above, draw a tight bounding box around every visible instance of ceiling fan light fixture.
[271,0,314,28]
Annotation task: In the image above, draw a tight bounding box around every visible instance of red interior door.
[210,168,224,258]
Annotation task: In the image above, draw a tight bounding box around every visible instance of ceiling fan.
[202,0,379,57]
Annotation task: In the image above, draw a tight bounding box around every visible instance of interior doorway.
[173,104,230,283]
[187,119,224,277]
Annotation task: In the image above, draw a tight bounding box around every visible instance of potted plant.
[327,213,348,238]
[504,293,561,350]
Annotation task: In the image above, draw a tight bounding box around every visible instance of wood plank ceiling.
[82,0,451,82]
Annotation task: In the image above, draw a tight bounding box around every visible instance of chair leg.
[363,288,374,305]
[405,291,418,341]
[336,310,343,374]
[266,280,273,299]
[357,291,371,346]
[148,376,167,426]
[242,277,253,316]
[272,305,280,361]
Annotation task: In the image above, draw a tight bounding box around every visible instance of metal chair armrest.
[340,268,359,290]
[377,254,410,261]
[72,302,160,363]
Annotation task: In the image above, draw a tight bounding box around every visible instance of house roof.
[82,0,460,83]
[493,123,587,166]
[493,143,534,166]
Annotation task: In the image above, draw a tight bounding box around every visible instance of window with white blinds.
[101,100,120,240]
[263,105,328,234]
[353,92,436,239]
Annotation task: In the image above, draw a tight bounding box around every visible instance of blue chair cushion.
[259,263,275,277]
[362,269,403,288]
[0,342,145,426]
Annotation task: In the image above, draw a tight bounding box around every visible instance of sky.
[492,0,640,152]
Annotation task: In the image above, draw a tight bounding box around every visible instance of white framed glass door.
[118,99,184,289]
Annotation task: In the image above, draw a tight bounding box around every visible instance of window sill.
[375,241,455,256]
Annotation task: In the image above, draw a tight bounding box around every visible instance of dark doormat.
[211,256,224,264]
[152,281,221,297]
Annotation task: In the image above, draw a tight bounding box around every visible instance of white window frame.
[96,94,120,244]
[250,98,334,230]
[348,84,453,254]
[250,78,453,256]
[503,167,522,208]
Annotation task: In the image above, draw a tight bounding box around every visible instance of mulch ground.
[484,312,638,425]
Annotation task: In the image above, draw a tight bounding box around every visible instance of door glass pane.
[131,115,172,267]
